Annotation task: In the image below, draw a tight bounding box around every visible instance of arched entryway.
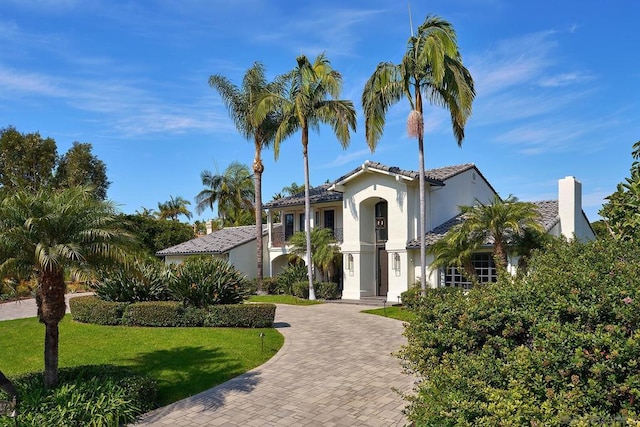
[358,197,389,297]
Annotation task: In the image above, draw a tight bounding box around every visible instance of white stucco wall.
[428,168,496,231]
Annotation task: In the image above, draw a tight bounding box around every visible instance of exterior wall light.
[393,252,401,273]
[347,253,354,276]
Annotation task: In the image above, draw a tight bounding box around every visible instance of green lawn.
[361,306,416,322]
[0,315,283,406]
[248,295,323,305]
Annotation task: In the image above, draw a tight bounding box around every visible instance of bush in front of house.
[0,365,157,427]
[276,263,308,295]
[93,259,172,303]
[400,281,424,309]
[400,238,640,425]
[314,282,340,300]
[292,281,309,299]
[169,257,249,307]
[261,277,280,294]
[69,295,127,325]
[203,303,276,328]
[121,301,205,327]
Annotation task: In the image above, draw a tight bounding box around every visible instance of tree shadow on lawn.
[127,346,260,407]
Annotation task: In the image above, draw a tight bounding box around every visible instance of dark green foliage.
[93,260,172,303]
[600,140,640,241]
[122,301,189,327]
[122,213,194,255]
[203,304,276,328]
[0,126,57,194]
[292,281,309,299]
[69,295,127,325]
[261,277,280,294]
[401,238,640,425]
[53,141,110,200]
[400,282,423,309]
[169,257,249,308]
[0,365,156,427]
[276,263,308,295]
[314,282,340,300]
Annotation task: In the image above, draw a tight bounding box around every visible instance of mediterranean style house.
[157,161,595,302]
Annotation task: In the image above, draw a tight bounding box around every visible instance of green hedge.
[69,295,127,325]
[122,301,204,327]
[203,304,276,328]
[292,281,309,299]
[315,282,340,300]
[69,296,272,328]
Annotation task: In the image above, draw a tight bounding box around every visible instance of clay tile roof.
[264,183,342,209]
[265,162,479,210]
[406,199,560,249]
[156,225,267,256]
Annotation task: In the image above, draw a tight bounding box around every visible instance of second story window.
[285,213,294,240]
[324,210,335,232]
[375,201,388,242]
[299,213,305,232]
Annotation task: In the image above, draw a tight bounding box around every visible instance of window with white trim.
[440,252,497,290]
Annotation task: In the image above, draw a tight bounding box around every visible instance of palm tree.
[428,225,480,286]
[282,182,304,196]
[209,63,282,294]
[195,161,254,226]
[458,195,544,273]
[362,15,475,294]
[0,186,133,388]
[289,227,341,282]
[257,53,356,300]
[157,195,192,221]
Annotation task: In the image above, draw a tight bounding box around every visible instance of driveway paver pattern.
[135,303,414,426]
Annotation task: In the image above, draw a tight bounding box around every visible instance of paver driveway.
[135,303,414,426]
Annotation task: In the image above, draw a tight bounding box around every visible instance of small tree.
[0,187,133,388]
[288,228,341,282]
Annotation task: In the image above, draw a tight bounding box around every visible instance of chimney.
[206,220,213,235]
[558,176,581,240]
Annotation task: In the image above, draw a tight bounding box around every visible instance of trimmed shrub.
[276,263,308,295]
[169,257,249,307]
[262,277,280,295]
[292,281,309,299]
[69,295,127,325]
[203,304,276,328]
[0,365,156,427]
[122,301,186,327]
[400,282,422,309]
[93,260,172,303]
[400,238,640,425]
[315,282,340,300]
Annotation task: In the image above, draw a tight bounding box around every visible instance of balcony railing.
[271,228,343,247]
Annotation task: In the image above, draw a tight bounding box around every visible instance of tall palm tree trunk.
[37,269,66,389]
[302,126,316,300]
[415,88,428,295]
[253,140,265,294]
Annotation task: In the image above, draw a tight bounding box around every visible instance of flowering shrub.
[400,238,640,425]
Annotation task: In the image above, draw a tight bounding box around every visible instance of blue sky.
[1,0,638,223]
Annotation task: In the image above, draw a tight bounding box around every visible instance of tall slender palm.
[458,195,544,273]
[209,63,281,293]
[195,161,254,225]
[362,15,475,294]
[157,195,192,221]
[0,186,133,388]
[258,53,356,300]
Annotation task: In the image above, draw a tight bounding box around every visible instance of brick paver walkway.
[135,303,414,426]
